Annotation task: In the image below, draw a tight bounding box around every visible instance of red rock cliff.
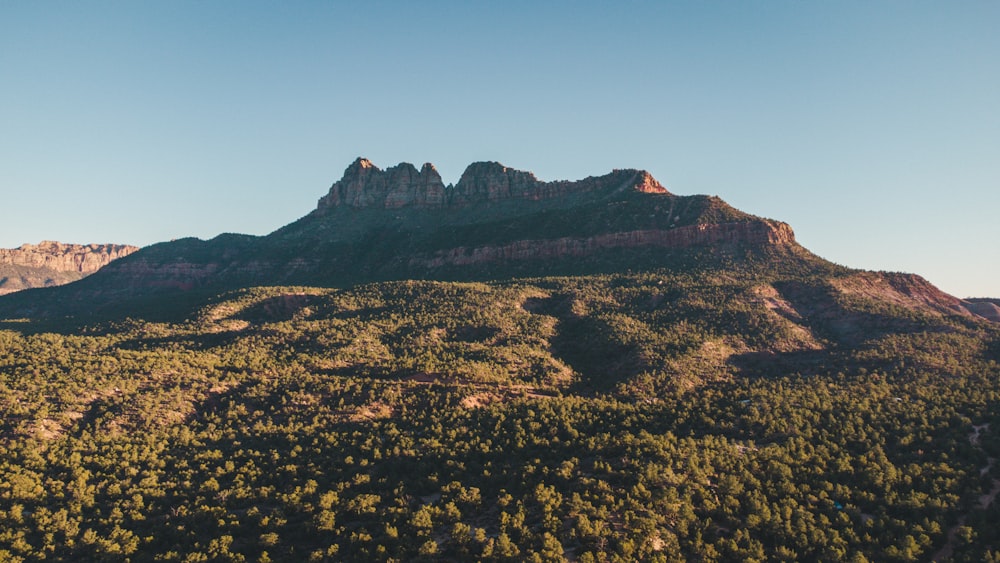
[0,241,139,273]
[315,158,669,211]
[316,158,447,209]
[413,221,796,268]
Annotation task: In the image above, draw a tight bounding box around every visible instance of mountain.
[0,240,138,295]
[96,156,789,293]
[0,158,992,326]
[1,159,998,561]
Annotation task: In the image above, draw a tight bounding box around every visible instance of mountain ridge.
[0,158,796,318]
[0,158,994,326]
[0,240,139,295]
[312,157,669,211]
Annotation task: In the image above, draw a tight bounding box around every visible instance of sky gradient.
[2,2,998,297]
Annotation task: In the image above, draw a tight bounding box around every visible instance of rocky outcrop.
[0,241,139,295]
[449,161,543,204]
[316,158,447,209]
[413,221,795,268]
[1,241,138,273]
[315,158,669,211]
[450,164,667,204]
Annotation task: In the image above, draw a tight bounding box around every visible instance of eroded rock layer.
[0,241,139,295]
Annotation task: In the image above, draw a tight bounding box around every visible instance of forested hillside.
[1,262,998,561]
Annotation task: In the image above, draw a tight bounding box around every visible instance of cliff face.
[0,241,139,295]
[1,241,139,273]
[316,159,448,209]
[413,221,795,268]
[314,157,669,212]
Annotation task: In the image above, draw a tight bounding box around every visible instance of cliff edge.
[0,241,139,295]
[314,157,669,212]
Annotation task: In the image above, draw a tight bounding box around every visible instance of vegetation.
[1,262,999,561]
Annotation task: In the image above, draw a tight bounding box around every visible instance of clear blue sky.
[2,1,997,297]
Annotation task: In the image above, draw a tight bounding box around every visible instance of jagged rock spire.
[316,158,446,209]
[315,158,671,211]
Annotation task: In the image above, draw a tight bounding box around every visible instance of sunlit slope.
[1,269,999,560]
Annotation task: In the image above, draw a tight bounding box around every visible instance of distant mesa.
[1,241,139,273]
[314,157,670,211]
[0,241,139,295]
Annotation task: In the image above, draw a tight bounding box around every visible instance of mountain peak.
[352,156,376,169]
[316,158,446,209]
[315,158,672,212]
[450,161,541,204]
[342,157,378,179]
[633,170,668,194]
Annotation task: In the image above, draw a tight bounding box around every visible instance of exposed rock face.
[450,164,667,204]
[414,221,795,268]
[0,241,139,273]
[315,157,669,211]
[0,241,139,295]
[316,158,447,209]
[450,161,546,204]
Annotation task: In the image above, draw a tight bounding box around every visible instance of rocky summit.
[313,157,669,211]
[315,158,449,209]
